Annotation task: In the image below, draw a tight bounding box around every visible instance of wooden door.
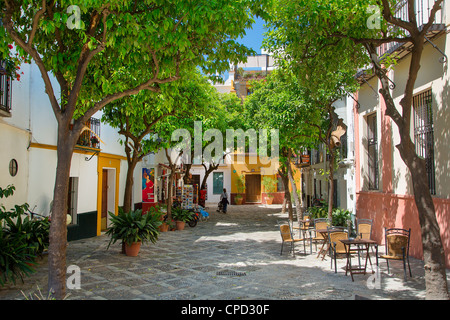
[245,174,261,203]
[101,169,108,231]
[191,174,201,203]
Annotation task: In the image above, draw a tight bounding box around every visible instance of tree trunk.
[164,148,176,220]
[183,163,192,184]
[123,158,138,214]
[327,150,335,222]
[397,134,449,299]
[280,170,293,221]
[166,171,174,220]
[200,163,219,190]
[47,129,77,299]
[410,156,449,299]
[281,197,287,214]
[287,150,302,220]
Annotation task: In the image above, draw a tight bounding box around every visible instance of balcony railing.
[0,61,12,117]
[378,0,445,57]
[395,0,443,26]
[76,117,101,149]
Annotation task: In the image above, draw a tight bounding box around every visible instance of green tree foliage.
[244,69,326,219]
[262,1,365,220]
[1,0,269,298]
[264,0,448,299]
[102,70,217,213]
[244,70,322,151]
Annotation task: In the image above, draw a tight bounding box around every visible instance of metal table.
[340,239,378,281]
[315,229,330,260]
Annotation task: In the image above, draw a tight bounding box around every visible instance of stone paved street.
[1,204,448,300]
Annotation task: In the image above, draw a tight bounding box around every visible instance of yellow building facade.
[229,153,301,205]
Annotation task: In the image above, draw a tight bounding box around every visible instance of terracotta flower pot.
[159,223,169,232]
[301,155,310,164]
[266,197,273,205]
[125,241,142,257]
[176,221,185,230]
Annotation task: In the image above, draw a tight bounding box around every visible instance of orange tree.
[102,70,217,214]
[265,0,448,299]
[1,0,268,299]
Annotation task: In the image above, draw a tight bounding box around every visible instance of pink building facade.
[353,23,450,267]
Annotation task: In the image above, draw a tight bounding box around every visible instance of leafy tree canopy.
[1,0,266,123]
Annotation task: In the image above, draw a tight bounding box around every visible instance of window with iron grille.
[276,174,284,192]
[367,113,379,190]
[313,178,317,198]
[413,89,436,195]
[339,132,348,159]
[0,61,12,116]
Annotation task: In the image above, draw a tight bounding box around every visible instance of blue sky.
[214,17,267,81]
[236,17,267,54]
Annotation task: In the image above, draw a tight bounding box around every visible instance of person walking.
[220,188,229,213]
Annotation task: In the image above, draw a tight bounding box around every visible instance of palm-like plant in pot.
[262,176,277,205]
[235,174,246,205]
[106,208,161,256]
[171,206,194,230]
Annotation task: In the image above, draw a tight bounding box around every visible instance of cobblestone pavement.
[1,204,448,300]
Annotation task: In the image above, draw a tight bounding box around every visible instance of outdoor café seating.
[312,218,331,259]
[356,218,373,240]
[292,215,313,253]
[379,227,412,281]
[327,226,349,273]
[294,215,312,238]
[354,218,374,263]
[278,221,308,257]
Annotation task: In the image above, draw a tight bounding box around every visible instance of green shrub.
[332,208,352,228]
[308,206,328,220]
[0,185,49,286]
[3,210,50,257]
[0,227,36,286]
[146,205,164,221]
[262,176,277,197]
[307,201,352,228]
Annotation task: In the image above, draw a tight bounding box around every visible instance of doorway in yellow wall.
[101,169,109,231]
[245,174,261,203]
[97,156,120,235]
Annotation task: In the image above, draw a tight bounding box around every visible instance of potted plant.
[235,174,246,205]
[159,214,175,232]
[90,135,100,148]
[262,176,277,205]
[167,218,176,231]
[234,193,243,205]
[106,208,161,256]
[171,206,194,230]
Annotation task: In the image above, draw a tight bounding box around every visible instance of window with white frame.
[67,177,78,225]
[213,172,224,194]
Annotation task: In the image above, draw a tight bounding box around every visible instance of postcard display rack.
[182,185,194,209]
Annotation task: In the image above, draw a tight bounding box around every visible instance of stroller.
[199,207,209,221]
[216,201,224,213]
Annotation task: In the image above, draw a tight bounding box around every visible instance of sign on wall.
[142,168,155,203]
